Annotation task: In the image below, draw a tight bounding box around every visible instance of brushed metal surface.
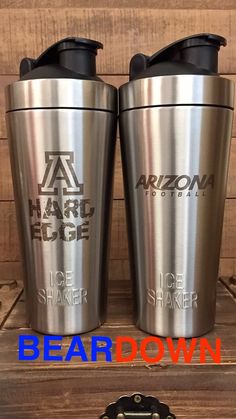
[6,92,117,334]
[119,75,234,111]
[6,78,117,112]
[120,104,234,337]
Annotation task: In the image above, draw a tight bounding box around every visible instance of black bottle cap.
[130,33,226,80]
[20,37,103,80]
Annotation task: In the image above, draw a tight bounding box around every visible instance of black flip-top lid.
[130,33,226,80]
[20,37,103,81]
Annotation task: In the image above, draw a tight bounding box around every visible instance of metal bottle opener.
[100,393,176,418]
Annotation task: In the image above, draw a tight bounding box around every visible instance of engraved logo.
[38,151,83,196]
[136,174,214,198]
[146,272,199,310]
[37,271,88,306]
[29,151,95,242]
[30,152,91,306]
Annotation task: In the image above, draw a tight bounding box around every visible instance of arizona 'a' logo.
[38,152,83,196]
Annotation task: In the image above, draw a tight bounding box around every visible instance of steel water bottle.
[119,34,235,337]
[6,38,117,335]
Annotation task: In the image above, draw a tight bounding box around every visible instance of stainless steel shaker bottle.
[119,34,235,337]
[6,38,117,335]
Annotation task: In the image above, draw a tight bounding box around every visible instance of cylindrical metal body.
[120,75,234,337]
[6,79,117,335]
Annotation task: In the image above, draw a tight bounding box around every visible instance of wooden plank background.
[0,2,236,277]
[1,3,236,418]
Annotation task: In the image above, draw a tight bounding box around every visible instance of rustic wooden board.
[1,199,236,261]
[221,276,236,298]
[109,259,130,281]
[2,0,236,8]
[0,9,235,74]
[0,366,236,418]
[228,136,236,198]
[0,262,23,328]
[0,286,22,329]
[219,258,236,277]
[0,202,20,261]
[221,200,236,258]
[0,4,236,419]
[0,261,23,282]
[0,75,16,138]
[0,280,236,418]
[0,139,12,200]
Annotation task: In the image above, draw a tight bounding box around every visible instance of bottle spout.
[20,37,103,79]
[129,33,227,80]
[166,33,226,74]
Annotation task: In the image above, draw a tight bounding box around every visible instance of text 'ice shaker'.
[6,38,117,335]
[119,34,234,337]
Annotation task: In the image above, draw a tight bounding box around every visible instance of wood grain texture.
[221,276,236,298]
[0,139,12,201]
[2,0,236,8]
[0,262,23,328]
[0,9,235,74]
[0,367,235,418]
[222,200,236,258]
[0,4,236,418]
[0,280,236,417]
[0,286,22,328]
[219,258,236,277]
[0,75,16,138]
[228,136,236,198]
[0,202,20,261]
[0,261,23,281]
